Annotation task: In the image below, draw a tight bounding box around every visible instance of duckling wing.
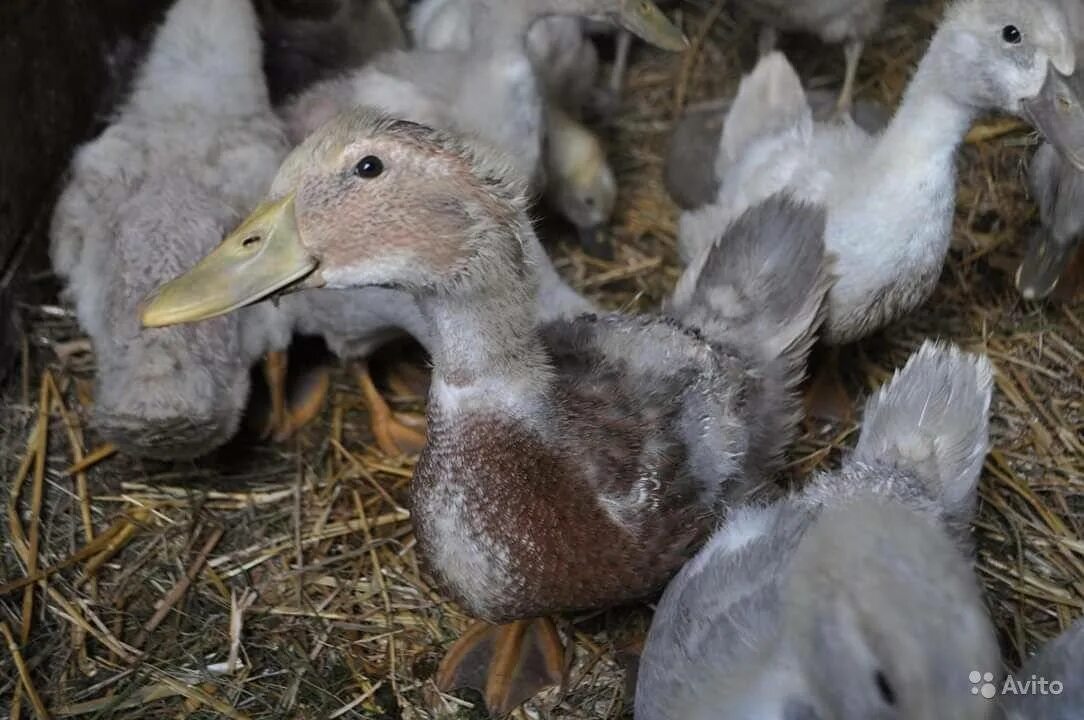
[541,313,762,517]
[636,500,812,720]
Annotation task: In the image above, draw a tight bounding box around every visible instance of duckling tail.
[669,193,833,473]
[852,341,994,527]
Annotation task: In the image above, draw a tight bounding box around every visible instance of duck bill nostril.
[140,192,319,328]
[1022,67,1084,172]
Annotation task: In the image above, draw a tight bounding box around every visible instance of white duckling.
[1003,619,1084,719]
[680,0,1084,348]
[49,0,293,458]
[733,0,887,114]
[637,342,1001,720]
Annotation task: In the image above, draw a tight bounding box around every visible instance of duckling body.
[665,92,890,212]
[50,0,291,458]
[637,342,1000,720]
[1003,619,1084,719]
[681,0,1084,345]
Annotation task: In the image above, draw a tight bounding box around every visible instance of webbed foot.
[436,618,566,717]
[354,361,426,457]
[260,351,331,440]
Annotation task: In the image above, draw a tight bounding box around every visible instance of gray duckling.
[637,341,1001,720]
[49,0,292,459]
[141,112,832,715]
[1003,619,1084,719]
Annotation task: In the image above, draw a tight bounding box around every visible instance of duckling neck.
[876,61,976,164]
[416,230,553,407]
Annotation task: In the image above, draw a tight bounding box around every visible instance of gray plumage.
[637,342,999,720]
[49,0,291,459]
[669,196,833,481]
[1003,619,1084,720]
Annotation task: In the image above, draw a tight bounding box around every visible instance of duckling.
[49,0,292,459]
[681,3,1084,416]
[733,0,887,115]
[543,106,618,256]
[259,0,405,106]
[409,0,622,254]
[141,111,833,715]
[681,2,1084,344]
[665,92,890,212]
[1018,127,1084,301]
[1003,619,1084,719]
[637,342,1000,720]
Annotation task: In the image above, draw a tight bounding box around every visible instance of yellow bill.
[141,194,317,328]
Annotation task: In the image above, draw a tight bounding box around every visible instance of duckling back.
[50,0,290,459]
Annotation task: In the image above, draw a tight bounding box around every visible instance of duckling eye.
[354,155,384,179]
[874,670,897,706]
[1002,25,1022,44]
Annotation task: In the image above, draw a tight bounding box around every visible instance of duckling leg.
[803,345,855,423]
[262,351,289,438]
[276,365,331,441]
[354,361,426,457]
[835,40,864,118]
[261,352,331,440]
[436,618,565,716]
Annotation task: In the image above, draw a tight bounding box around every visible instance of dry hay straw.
[1,0,1082,717]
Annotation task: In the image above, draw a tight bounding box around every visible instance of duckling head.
[780,498,1000,720]
[936,0,1084,169]
[142,110,532,327]
[545,110,617,249]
